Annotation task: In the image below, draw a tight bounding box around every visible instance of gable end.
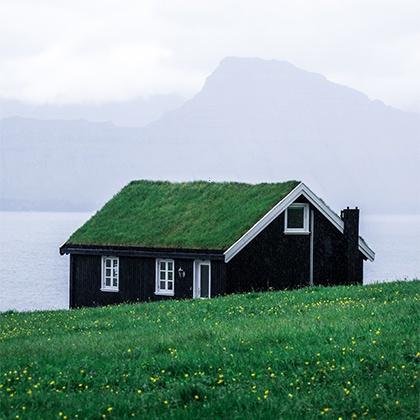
[224,183,375,263]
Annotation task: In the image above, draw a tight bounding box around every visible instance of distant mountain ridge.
[0,94,184,127]
[0,116,142,211]
[1,57,419,213]
[139,57,420,212]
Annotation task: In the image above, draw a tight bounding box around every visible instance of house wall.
[69,254,225,308]
[226,198,310,293]
[69,195,365,308]
[226,195,364,293]
[312,204,364,286]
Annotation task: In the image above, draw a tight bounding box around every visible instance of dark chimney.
[341,207,361,284]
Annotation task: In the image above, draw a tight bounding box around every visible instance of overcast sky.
[0,0,419,113]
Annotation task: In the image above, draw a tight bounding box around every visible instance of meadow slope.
[0,281,419,419]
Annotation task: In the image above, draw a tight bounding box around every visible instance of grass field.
[0,281,418,419]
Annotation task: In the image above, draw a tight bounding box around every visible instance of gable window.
[101,256,119,291]
[284,203,310,234]
[155,259,175,296]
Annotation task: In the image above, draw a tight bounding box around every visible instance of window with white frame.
[284,203,310,234]
[155,259,175,295]
[101,256,119,291]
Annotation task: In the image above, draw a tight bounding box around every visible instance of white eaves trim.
[223,182,375,263]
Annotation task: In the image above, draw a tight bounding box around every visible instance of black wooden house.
[60,180,374,308]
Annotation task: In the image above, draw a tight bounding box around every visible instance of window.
[101,256,119,291]
[155,259,175,295]
[284,203,310,234]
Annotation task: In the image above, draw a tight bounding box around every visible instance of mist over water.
[361,214,420,283]
[0,212,91,312]
[0,211,418,312]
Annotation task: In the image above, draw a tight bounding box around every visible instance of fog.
[1,57,419,215]
[0,2,419,215]
[0,0,419,113]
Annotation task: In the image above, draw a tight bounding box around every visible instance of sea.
[0,211,419,312]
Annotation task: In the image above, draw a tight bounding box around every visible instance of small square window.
[284,203,309,234]
[287,207,304,229]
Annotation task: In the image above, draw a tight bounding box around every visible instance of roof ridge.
[128,179,300,186]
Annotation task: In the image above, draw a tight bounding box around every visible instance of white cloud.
[0,0,419,112]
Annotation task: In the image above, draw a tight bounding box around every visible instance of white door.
[193,260,211,298]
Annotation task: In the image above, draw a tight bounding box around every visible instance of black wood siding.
[226,195,364,293]
[226,199,310,293]
[70,255,225,308]
[69,195,364,307]
[70,255,143,307]
[146,259,194,302]
[312,204,363,286]
[211,260,226,297]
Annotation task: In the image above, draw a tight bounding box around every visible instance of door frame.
[193,260,211,299]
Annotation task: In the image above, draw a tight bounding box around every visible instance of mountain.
[0,95,184,127]
[0,117,143,210]
[139,57,420,213]
[1,57,419,213]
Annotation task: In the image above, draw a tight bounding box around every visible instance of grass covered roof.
[66,180,300,250]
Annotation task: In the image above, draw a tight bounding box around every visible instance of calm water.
[0,212,419,312]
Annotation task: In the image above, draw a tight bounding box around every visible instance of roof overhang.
[224,182,375,263]
[60,244,225,260]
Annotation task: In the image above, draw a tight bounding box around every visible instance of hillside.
[1,57,420,212]
[0,281,418,419]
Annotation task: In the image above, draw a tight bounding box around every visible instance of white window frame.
[155,259,175,296]
[284,203,310,234]
[101,256,119,292]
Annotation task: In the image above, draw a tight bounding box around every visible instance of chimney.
[341,207,361,284]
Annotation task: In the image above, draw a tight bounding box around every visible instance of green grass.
[1,281,419,419]
[66,180,299,249]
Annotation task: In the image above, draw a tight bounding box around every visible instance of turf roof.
[66,180,300,250]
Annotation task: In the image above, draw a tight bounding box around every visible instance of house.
[60,180,375,308]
